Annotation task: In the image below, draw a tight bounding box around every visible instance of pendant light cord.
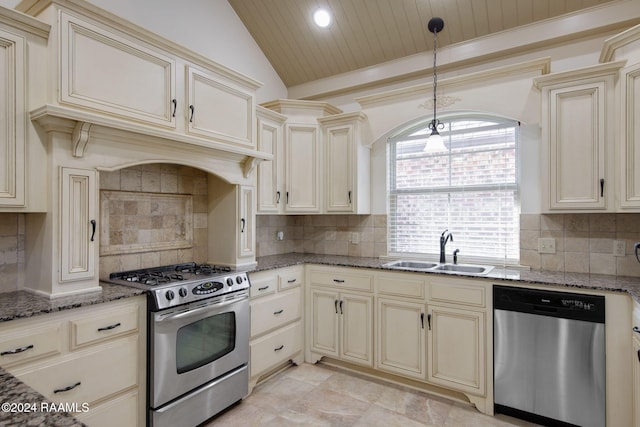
[432,28,438,128]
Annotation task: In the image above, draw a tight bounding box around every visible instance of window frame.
[387,114,520,266]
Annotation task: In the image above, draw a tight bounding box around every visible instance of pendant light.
[425,17,446,152]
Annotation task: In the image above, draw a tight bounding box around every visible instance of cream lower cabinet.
[427,305,485,395]
[427,277,488,398]
[249,266,305,392]
[0,296,146,426]
[375,273,427,380]
[308,266,374,367]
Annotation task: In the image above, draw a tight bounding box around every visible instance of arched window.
[387,114,520,265]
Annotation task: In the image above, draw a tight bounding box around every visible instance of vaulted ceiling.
[228,0,621,88]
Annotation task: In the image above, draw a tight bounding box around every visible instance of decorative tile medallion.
[100,191,193,255]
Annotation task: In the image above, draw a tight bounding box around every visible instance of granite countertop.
[253,253,640,304]
[0,282,145,323]
[0,367,86,426]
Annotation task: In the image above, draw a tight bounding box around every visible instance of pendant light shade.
[425,17,446,152]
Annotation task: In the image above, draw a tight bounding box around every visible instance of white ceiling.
[228,0,623,88]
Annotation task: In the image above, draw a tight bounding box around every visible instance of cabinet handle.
[1,344,34,356]
[90,219,96,242]
[273,309,284,315]
[633,326,640,334]
[334,299,338,314]
[240,218,245,233]
[600,178,604,197]
[171,99,177,117]
[333,279,345,283]
[276,191,281,204]
[286,191,289,204]
[274,345,284,352]
[97,322,121,332]
[258,286,269,291]
[348,190,352,204]
[54,382,81,394]
[339,300,343,314]
[287,279,297,284]
[427,313,432,330]
[421,313,424,329]
[637,348,640,363]
[189,105,195,122]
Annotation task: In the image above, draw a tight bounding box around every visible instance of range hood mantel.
[30,104,271,184]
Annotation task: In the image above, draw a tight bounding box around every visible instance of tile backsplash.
[98,164,209,278]
[521,213,640,276]
[0,214,24,292]
[256,214,388,258]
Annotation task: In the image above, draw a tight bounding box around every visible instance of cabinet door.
[256,114,283,213]
[0,28,25,207]
[60,12,176,128]
[427,305,485,395]
[325,123,353,212]
[284,124,320,213]
[620,62,640,210]
[633,337,640,427]
[60,167,97,282]
[238,186,255,258]
[309,288,340,358]
[376,298,426,380]
[545,80,609,210]
[340,293,373,367]
[186,66,255,148]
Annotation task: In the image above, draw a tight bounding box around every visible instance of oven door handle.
[157,295,247,323]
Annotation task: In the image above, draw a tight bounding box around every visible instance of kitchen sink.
[382,260,438,270]
[431,263,493,275]
[382,260,494,276]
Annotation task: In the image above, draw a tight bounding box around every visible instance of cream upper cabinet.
[59,11,176,128]
[619,62,640,210]
[0,8,48,211]
[534,62,623,212]
[319,112,370,214]
[186,65,256,149]
[59,166,98,285]
[256,106,287,213]
[284,123,321,213]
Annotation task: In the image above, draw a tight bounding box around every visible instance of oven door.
[149,291,249,408]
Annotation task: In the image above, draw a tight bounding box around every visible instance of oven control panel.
[151,272,251,310]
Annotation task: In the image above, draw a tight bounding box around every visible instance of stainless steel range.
[107,262,250,427]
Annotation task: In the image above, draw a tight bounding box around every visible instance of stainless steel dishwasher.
[494,285,606,427]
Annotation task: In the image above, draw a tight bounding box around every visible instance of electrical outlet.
[351,232,360,245]
[276,231,284,241]
[538,238,556,254]
[613,240,626,257]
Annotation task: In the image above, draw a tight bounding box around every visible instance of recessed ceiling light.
[313,8,332,28]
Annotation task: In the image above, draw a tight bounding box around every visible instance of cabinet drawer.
[71,305,139,350]
[278,266,304,290]
[0,324,63,368]
[429,279,486,308]
[251,288,301,338]
[309,266,373,292]
[16,335,138,406]
[376,274,426,299]
[250,322,302,377]
[76,389,139,427]
[249,271,277,299]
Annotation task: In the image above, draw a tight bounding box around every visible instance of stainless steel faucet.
[439,229,453,263]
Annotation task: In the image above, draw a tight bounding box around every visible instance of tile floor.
[206,362,540,427]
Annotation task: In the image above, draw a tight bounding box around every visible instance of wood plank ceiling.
[227,0,619,88]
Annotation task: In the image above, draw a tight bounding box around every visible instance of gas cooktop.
[107,262,250,311]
